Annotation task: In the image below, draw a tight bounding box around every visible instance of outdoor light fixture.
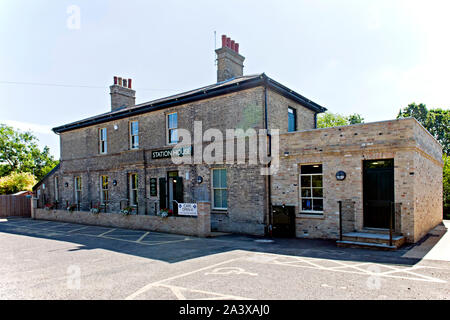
[284,151,289,157]
[113,180,117,186]
[197,176,203,184]
[336,171,346,181]
[65,182,69,187]
[114,124,118,130]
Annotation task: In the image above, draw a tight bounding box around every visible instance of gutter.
[263,78,273,237]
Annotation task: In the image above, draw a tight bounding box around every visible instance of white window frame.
[74,176,82,204]
[299,164,323,214]
[167,112,178,145]
[211,168,227,210]
[129,173,138,206]
[99,128,107,154]
[100,175,109,204]
[129,121,139,149]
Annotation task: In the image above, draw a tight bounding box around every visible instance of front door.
[167,171,183,214]
[363,159,394,229]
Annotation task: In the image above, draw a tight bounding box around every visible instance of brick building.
[34,35,443,248]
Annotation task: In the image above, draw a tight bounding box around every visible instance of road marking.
[205,267,258,276]
[136,232,149,243]
[45,223,69,229]
[156,283,251,300]
[67,226,90,233]
[97,228,116,237]
[125,258,240,300]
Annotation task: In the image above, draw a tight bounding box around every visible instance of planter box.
[34,203,210,237]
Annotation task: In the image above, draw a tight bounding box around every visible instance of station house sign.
[151,146,192,159]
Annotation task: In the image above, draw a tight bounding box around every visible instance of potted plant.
[120,206,134,216]
[90,204,99,214]
[158,208,173,218]
[44,203,54,211]
[66,204,77,212]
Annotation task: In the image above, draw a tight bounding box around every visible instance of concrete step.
[340,232,406,249]
[336,240,397,251]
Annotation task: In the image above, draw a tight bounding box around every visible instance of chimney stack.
[215,34,245,82]
[110,76,135,111]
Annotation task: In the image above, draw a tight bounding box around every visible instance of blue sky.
[1,0,449,158]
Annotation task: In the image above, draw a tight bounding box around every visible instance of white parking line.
[67,226,90,233]
[137,232,149,243]
[97,228,116,237]
[125,258,240,300]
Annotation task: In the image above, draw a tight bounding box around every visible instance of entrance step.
[337,232,405,250]
[336,240,397,251]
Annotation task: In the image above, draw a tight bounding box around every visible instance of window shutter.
[159,177,167,209]
[175,177,183,203]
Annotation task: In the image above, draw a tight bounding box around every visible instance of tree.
[0,124,59,180]
[397,103,449,154]
[0,172,36,194]
[317,112,364,128]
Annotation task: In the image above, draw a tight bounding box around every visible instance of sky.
[0,0,449,158]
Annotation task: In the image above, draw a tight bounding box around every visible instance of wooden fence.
[0,195,31,218]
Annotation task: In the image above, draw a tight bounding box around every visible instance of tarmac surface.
[0,218,449,300]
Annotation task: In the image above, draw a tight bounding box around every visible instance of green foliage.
[444,154,450,217]
[397,103,449,154]
[317,112,364,128]
[0,172,37,194]
[0,124,59,181]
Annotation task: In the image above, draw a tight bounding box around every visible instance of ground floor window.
[101,175,109,204]
[129,173,138,206]
[74,176,81,205]
[300,164,323,214]
[212,168,227,210]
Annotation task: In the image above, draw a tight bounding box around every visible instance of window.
[288,107,297,132]
[167,112,178,144]
[129,174,138,206]
[100,175,109,204]
[99,128,107,154]
[300,164,323,213]
[74,176,82,205]
[54,176,59,202]
[129,121,139,149]
[212,169,227,210]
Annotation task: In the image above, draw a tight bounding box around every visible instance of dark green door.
[272,206,295,237]
[167,171,183,214]
[363,159,394,229]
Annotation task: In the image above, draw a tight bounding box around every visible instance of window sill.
[211,210,228,215]
[297,213,325,219]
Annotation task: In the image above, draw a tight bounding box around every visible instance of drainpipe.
[263,77,273,237]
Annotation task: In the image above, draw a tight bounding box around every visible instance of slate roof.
[52,73,326,133]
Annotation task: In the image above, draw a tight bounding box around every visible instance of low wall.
[34,201,211,237]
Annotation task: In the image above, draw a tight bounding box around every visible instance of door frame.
[362,158,395,229]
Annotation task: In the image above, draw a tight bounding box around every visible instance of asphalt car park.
[0,218,449,300]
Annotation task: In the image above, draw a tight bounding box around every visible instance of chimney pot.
[128,78,132,89]
[222,35,227,48]
[231,40,235,51]
[114,76,118,85]
[226,37,231,48]
[118,77,123,86]
[235,43,239,53]
[123,79,127,88]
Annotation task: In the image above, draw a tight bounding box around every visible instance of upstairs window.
[129,121,139,149]
[74,176,82,205]
[129,173,138,206]
[167,112,178,144]
[288,107,297,132]
[100,175,109,204]
[99,128,107,154]
[300,164,323,214]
